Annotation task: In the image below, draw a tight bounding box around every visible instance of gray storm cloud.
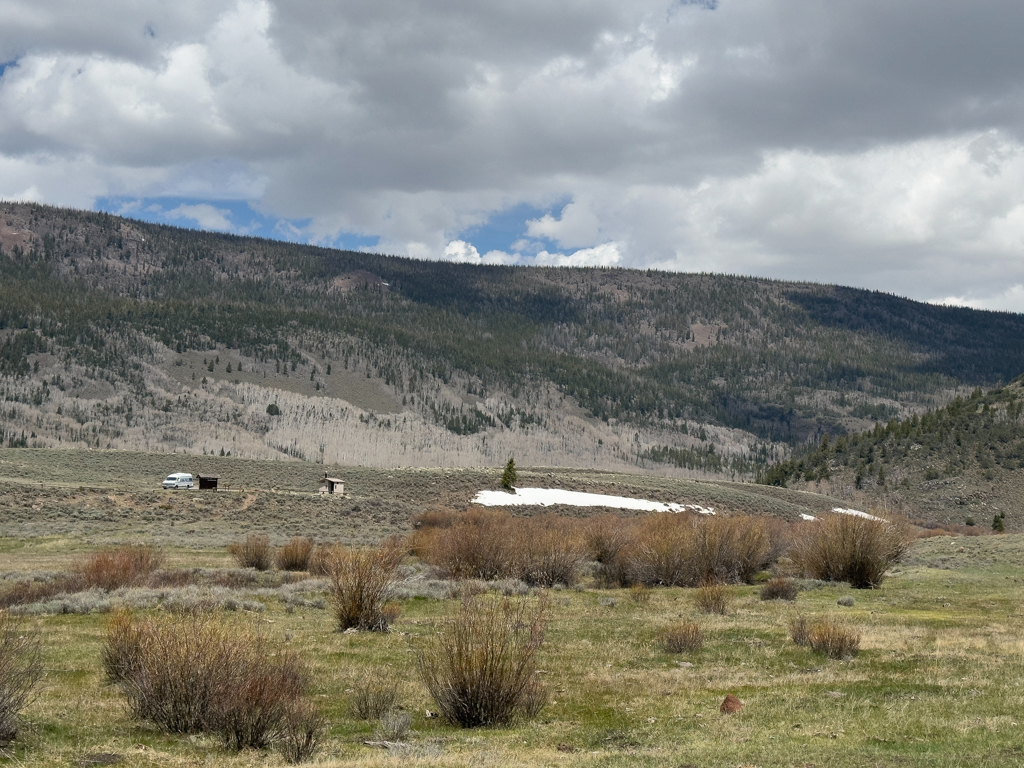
[1,0,1023,308]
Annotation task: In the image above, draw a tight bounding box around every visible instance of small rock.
[677,661,694,668]
[720,694,744,714]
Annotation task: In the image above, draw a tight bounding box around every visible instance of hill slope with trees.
[2,201,1024,478]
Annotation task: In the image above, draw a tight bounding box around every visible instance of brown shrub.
[789,615,811,647]
[350,671,399,720]
[789,513,911,588]
[308,543,340,577]
[423,509,519,580]
[806,618,861,659]
[276,537,315,571]
[77,546,164,591]
[0,575,84,609]
[619,514,774,588]
[228,534,273,571]
[516,515,588,587]
[694,581,729,614]
[103,610,313,750]
[325,540,404,631]
[760,577,799,601]
[279,700,324,764]
[417,596,546,727]
[662,621,704,653]
[585,514,637,587]
[0,610,42,746]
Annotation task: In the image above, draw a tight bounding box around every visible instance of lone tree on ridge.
[501,458,517,493]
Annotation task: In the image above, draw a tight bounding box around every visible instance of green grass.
[1,532,1022,766]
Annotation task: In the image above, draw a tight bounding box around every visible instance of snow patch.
[831,507,886,522]
[800,513,816,521]
[473,488,714,515]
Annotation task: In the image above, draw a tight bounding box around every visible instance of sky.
[2,1,1024,310]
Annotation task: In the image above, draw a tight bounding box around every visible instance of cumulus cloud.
[164,203,233,231]
[1,0,1024,308]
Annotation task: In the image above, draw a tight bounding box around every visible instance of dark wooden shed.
[198,475,219,490]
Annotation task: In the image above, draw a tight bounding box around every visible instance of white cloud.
[533,242,622,268]
[164,203,233,230]
[1,0,1024,308]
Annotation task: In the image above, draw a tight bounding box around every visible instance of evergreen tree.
[501,457,517,492]
[993,514,1005,533]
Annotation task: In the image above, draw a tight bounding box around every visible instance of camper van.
[162,472,195,490]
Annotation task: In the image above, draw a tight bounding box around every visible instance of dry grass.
[662,621,704,653]
[325,540,404,631]
[227,534,273,571]
[76,546,164,591]
[0,610,42,746]
[276,537,315,571]
[790,513,912,588]
[694,582,730,614]
[806,617,861,659]
[417,596,547,728]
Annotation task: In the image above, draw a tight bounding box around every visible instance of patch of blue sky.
[93,196,379,251]
[458,199,569,256]
[0,59,18,79]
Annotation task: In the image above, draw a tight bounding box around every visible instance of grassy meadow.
[1,449,1022,767]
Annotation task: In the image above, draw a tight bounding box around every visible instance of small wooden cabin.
[320,474,344,495]
[198,475,219,490]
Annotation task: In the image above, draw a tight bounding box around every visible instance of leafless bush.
[424,509,519,580]
[276,538,315,571]
[228,534,273,571]
[760,577,799,601]
[516,515,588,587]
[789,514,911,588]
[806,618,861,659]
[694,582,729,614]
[0,610,42,746]
[584,514,637,587]
[417,596,546,727]
[325,540,404,631]
[618,514,775,588]
[375,709,412,742]
[351,671,399,720]
[77,546,164,591]
[789,615,811,647]
[103,610,311,747]
[307,543,340,577]
[662,621,704,653]
[0,575,84,609]
[279,700,324,764]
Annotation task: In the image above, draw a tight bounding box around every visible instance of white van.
[162,472,195,489]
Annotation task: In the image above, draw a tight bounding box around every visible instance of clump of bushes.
[0,610,42,746]
[324,540,404,631]
[789,615,860,659]
[662,621,704,653]
[103,609,321,759]
[77,545,165,591]
[417,596,547,727]
[615,513,780,588]
[276,537,315,571]
[228,534,273,571]
[760,576,799,601]
[789,513,911,588]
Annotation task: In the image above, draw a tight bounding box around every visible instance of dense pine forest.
[2,201,1024,474]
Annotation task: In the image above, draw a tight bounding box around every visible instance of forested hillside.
[2,201,1024,475]
[762,377,1024,528]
